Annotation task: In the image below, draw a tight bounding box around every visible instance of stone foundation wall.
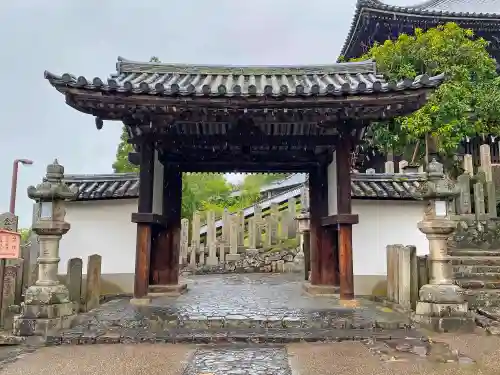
[181,247,303,276]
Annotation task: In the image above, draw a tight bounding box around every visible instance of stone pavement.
[47,273,415,345]
[1,334,497,375]
[3,273,497,374]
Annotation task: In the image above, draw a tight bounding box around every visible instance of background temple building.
[343,0,500,170]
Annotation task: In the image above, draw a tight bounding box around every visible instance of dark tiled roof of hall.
[356,0,500,17]
[44,57,444,98]
[63,172,425,201]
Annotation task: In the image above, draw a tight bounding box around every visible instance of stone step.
[449,249,500,257]
[461,289,500,308]
[453,265,500,273]
[454,272,500,280]
[455,279,500,289]
[451,256,500,266]
[46,327,420,346]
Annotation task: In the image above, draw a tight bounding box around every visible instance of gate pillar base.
[302,282,339,296]
[148,283,188,297]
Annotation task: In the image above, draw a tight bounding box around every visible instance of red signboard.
[0,229,20,259]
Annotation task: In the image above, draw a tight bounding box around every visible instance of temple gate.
[45,57,443,301]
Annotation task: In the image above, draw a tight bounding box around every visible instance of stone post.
[248,217,256,249]
[14,160,77,337]
[221,209,230,243]
[180,218,189,265]
[295,210,310,280]
[287,197,297,239]
[218,243,225,264]
[206,211,216,249]
[237,211,245,252]
[269,203,279,245]
[226,215,240,261]
[198,243,205,266]
[413,158,474,332]
[191,212,201,254]
[206,242,218,266]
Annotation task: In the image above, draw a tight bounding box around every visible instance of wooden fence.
[386,244,429,311]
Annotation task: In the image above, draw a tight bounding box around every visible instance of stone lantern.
[295,185,311,280]
[13,160,77,337]
[413,158,474,332]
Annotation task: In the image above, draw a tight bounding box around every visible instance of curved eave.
[45,70,443,99]
[340,0,500,61]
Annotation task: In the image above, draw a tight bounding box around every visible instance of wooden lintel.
[177,162,318,173]
[321,214,359,227]
[129,134,340,148]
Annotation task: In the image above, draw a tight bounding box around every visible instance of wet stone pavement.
[183,345,292,375]
[48,273,417,345]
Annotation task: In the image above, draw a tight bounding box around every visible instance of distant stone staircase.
[451,249,500,308]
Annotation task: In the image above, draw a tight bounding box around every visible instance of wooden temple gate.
[44,57,443,300]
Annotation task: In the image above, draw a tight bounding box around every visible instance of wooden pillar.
[308,168,322,285]
[303,232,311,281]
[133,141,155,299]
[150,164,182,287]
[337,138,355,300]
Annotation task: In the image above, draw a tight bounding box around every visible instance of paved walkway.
[2,333,498,375]
[49,273,413,345]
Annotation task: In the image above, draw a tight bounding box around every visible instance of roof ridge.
[115,56,378,75]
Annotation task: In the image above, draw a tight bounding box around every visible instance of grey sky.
[0,0,418,227]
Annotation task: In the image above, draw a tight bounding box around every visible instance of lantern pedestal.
[411,158,475,333]
[13,161,77,337]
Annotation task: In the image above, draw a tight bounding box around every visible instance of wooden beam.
[130,134,340,148]
[178,162,318,173]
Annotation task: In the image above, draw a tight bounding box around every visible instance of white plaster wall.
[352,200,428,276]
[327,152,338,215]
[59,197,428,278]
[59,199,138,274]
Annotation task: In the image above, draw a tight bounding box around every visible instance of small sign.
[434,200,447,217]
[0,229,20,259]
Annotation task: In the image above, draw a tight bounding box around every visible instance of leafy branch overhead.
[352,23,500,159]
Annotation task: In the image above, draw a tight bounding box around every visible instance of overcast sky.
[0,0,419,227]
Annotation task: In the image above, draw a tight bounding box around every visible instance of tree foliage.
[351,23,500,161]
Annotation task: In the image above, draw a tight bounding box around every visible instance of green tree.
[351,23,500,164]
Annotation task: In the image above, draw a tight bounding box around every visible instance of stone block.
[85,254,102,312]
[226,253,241,262]
[276,260,285,273]
[21,302,74,319]
[397,246,412,309]
[13,314,75,337]
[66,258,82,309]
[205,256,219,266]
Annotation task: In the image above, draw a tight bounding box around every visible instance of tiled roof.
[44,57,444,98]
[340,0,500,61]
[63,172,426,202]
[359,0,499,16]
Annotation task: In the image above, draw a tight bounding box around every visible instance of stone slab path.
[48,273,414,345]
[2,333,498,375]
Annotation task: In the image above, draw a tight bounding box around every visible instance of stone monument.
[13,160,77,336]
[413,158,475,332]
